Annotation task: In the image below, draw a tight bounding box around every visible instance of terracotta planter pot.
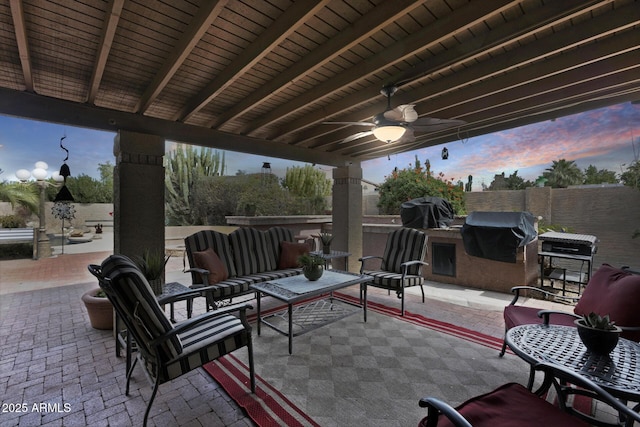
[81,289,114,330]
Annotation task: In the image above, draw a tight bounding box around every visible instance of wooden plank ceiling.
[0,0,638,167]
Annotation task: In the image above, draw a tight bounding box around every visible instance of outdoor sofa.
[184,226,311,309]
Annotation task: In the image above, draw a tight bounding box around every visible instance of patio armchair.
[499,263,640,357]
[88,255,255,427]
[418,362,640,427]
[359,227,428,318]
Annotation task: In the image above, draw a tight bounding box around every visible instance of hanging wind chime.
[51,136,75,254]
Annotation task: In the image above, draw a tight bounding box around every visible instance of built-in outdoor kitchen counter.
[363,216,539,294]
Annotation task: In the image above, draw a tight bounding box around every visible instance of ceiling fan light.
[373,125,406,143]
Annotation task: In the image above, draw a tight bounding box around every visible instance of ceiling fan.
[324,85,465,144]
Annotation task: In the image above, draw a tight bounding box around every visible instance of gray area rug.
[209,301,532,427]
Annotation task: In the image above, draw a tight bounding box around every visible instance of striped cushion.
[185,230,237,283]
[266,227,295,268]
[152,313,250,382]
[362,269,424,290]
[380,228,428,275]
[206,268,301,299]
[229,228,274,276]
[101,255,183,362]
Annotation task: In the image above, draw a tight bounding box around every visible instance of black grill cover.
[400,197,454,229]
[461,211,537,263]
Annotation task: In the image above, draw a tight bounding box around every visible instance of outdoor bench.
[0,228,37,259]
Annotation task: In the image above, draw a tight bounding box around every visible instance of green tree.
[377,156,465,215]
[0,181,39,213]
[542,159,584,188]
[282,165,332,214]
[487,170,534,191]
[63,174,107,203]
[164,144,227,225]
[583,165,618,185]
[620,160,640,239]
[620,160,640,190]
[191,174,296,224]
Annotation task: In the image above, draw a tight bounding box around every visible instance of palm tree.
[542,159,584,188]
[0,181,39,213]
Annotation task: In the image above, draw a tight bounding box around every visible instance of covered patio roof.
[0,0,638,167]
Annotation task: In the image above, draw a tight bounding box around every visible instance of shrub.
[0,214,27,228]
[377,157,466,215]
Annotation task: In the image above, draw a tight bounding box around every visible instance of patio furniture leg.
[143,377,160,427]
[499,336,508,357]
[288,303,293,355]
[362,282,368,322]
[125,357,138,395]
[247,337,256,393]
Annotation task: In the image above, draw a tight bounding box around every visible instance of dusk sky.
[1,102,638,191]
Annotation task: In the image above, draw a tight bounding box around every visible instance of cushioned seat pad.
[363,269,424,290]
[419,382,589,427]
[154,314,249,382]
[201,268,302,299]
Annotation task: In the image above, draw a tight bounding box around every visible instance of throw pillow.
[278,241,311,269]
[574,263,640,341]
[193,248,229,285]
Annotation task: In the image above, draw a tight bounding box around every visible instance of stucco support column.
[113,131,165,260]
[332,163,363,272]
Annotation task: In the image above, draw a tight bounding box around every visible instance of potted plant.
[315,232,334,254]
[134,249,171,295]
[575,312,622,355]
[297,253,325,281]
[81,288,113,330]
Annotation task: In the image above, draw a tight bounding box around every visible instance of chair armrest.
[401,260,429,274]
[358,255,383,273]
[508,286,578,306]
[536,309,580,326]
[417,397,473,427]
[185,267,210,285]
[150,302,253,346]
[358,255,383,262]
[157,289,202,306]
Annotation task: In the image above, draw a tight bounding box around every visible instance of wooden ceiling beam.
[356,74,640,159]
[135,0,228,113]
[9,0,33,92]
[88,0,124,105]
[242,0,520,137]
[349,86,640,161]
[419,35,640,119]
[0,87,349,167]
[280,0,612,145]
[175,0,331,122]
[207,0,426,129]
[291,2,639,146]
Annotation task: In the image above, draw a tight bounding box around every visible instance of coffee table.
[251,270,371,354]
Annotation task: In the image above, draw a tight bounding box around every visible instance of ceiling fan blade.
[323,121,374,127]
[412,117,466,126]
[412,118,466,132]
[396,127,415,143]
[339,130,374,144]
[383,105,418,122]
